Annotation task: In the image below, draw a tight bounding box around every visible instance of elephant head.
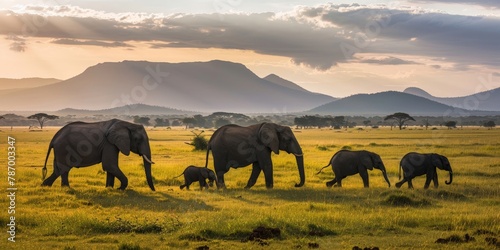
[201,168,217,187]
[362,152,391,187]
[258,123,305,187]
[432,154,453,185]
[107,121,155,191]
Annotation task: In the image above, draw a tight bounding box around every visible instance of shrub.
[187,131,208,151]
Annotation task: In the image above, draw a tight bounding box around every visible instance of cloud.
[6,34,27,52]
[358,56,419,65]
[409,0,500,9]
[1,4,500,70]
[51,38,134,47]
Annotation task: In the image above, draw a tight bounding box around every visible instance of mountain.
[0,60,335,113]
[0,77,62,90]
[55,104,194,116]
[403,87,500,111]
[309,91,495,116]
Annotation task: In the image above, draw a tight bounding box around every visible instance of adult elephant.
[205,123,305,189]
[395,152,452,189]
[41,119,155,191]
[316,150,390,188]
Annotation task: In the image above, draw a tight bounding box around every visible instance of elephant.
[41,119,155,191]
[204,123,305,189]
[175,165,217,190]
[316,150,391,188]
[395,152,452,189]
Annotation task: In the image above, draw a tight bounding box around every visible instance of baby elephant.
[175,166,217,190]
[395,152,453,189]
[316,150,391,188]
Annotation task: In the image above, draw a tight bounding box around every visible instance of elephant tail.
[204,144,211,168]
[42,144,53,180]
[315,163,331,175]
[398,163,402,180]
[174,172,184,178]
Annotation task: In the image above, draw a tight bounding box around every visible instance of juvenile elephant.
[41,119,155,191]
[175,165,217,190]
[316,150,390,188]
[205,123,305,189]
[395,152,452,189]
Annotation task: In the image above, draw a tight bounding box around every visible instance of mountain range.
[403,87,500,112]
[0,60,334,113]
[0,60,498,116]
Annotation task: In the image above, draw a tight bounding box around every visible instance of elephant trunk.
[382,169,391,187]
[445,171,453,185]
[294,155,305,187]
[142,155,155,191]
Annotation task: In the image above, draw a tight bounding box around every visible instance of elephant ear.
[201,168,209,179]
[431,154,441,167]
[361,152,374,170]
[259,123,280,154]
[106,122,131,156]
[432,154,445,169]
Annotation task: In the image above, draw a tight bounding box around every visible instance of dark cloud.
[51,38,133,47]
[1,4,499,70]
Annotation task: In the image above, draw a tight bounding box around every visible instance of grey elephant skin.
[175,165,217,190]
[41,119,156,191]
[205,123,305,189]
[395,152,452,189]
[317,150,391,188]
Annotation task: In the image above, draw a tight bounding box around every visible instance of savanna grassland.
[1,126,499,250]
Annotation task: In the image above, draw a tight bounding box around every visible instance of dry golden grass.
[1,126,499,249]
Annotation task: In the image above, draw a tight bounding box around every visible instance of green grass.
[1,126,499,249]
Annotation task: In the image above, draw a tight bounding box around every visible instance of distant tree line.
[0,112,497,130]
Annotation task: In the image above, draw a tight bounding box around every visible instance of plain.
[1,126,499,249]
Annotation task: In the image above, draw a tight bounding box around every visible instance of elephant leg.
[106,167,128,190]
[245,162,262,189]
[359,169,369,188]
[41,160,62,187]
[395,178,406,188]
[180,184,185,190]
[424,173,434,189]
[433,173,439,188]
[326,179,337,188]
[106,172,115,188]
[216,171,226,189]
[408,179,414,189]
[261,161,274,189]
[199,180,208,190]
[60,171,70,187]
[337,178,343,187]
[102,150,127,190]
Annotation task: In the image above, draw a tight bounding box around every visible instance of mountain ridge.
[309,91,498,116]
[0,60,335,113]
[403,87,500,111]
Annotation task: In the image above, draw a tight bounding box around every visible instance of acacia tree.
[384,112,415,130]
[27,113,59,129]
[484,120,496,129]
[444,121,457,129]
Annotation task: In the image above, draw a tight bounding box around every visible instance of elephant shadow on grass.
[213,188,363,205]
[71,189,215,212]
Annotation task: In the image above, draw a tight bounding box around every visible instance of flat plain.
[1,126,499,249]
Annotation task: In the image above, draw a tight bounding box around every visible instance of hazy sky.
[1,0,500,98]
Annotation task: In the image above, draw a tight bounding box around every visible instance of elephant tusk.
[143,155,155,164]
[293,153,303,157]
